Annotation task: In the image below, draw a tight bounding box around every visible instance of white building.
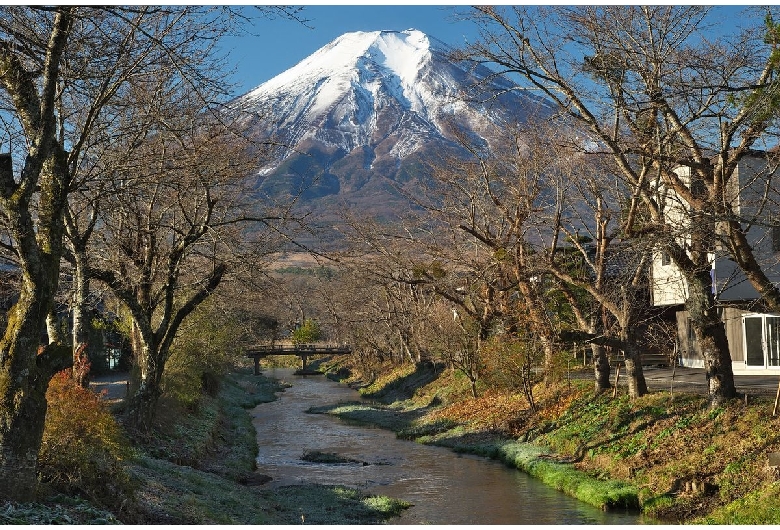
[650,153,780,373]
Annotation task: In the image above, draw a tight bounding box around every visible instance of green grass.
[0,497,119,525]
[696,482,780,524]
[493,441,639,510]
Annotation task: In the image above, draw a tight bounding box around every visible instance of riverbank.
[7,358,779,523]
[1,367,409,524]
[314,357,780,524]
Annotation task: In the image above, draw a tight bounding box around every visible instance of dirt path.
[89,372,130,403]
[576,365,780,397]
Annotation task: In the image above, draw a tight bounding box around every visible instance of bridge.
[246,343,352,375]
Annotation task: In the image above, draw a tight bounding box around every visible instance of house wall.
[723,306,745,363]
[676,307,759,369]
[652,155,780,308]
[676,310,703,368]
[651,165,693,307]
[651,252,689,306]
[713,156,780,300]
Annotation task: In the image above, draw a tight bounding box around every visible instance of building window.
[773,224,780,253]
[687,317,696,342]
[661,251,671,266]
[744,314,780,368]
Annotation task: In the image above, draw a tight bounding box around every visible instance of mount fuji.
[231,29,548,225]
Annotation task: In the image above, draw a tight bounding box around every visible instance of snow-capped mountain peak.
[242,30,437,116]
[232,29,544,223]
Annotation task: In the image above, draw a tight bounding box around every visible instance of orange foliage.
[39,370,133,508]
[428,389,529,431]
[536,388,580,421]
[426,381,588,437]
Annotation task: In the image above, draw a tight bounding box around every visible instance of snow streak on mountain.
[231,29,546,224]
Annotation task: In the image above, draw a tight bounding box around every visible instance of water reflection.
[252,368,647,524]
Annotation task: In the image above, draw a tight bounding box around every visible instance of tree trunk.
[591,342,611,393]
[540,335,557,381]
[622,356,647,398]
[128,373,163,434]
[0,145,72,500]
[72,250,91,387]
[399,330,414,363]
[617,282,648,398]
[126,333,165,433]
[686,269,736,405]
[0,281,70,501]
[0,293,49,500]
[588,312,611,393]
[622,339,648,398]
[0,373,48,501]
[46,311,62,344]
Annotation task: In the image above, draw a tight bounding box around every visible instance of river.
[251,368,648,524]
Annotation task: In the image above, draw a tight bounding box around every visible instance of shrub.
[291,318,322,344]
[480,335,542,411]
[38,371,134,509]
[163,300,241,409]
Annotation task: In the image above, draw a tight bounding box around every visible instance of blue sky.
[220,5,757,97]
[220,5,478,95]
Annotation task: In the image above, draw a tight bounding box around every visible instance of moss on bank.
[490,441,638,511]
[315,358,780,523]
[312,400,639,512]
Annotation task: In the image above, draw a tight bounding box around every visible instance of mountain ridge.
[231,29,547,229]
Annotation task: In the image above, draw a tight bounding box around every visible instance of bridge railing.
[246,342,351,354]
[245,343,352,375]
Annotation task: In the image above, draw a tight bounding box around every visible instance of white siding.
[652,155,780,307]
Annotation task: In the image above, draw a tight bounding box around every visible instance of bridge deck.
[247,345,352,355]
[246,344,352,374]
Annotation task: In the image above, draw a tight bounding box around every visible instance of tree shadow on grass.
[361,362,445,403]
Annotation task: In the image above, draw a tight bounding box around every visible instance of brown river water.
[251,368,649,525]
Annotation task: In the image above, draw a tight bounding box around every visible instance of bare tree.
[0,8,73,500]
[87,99,276,431]
[327,242,487,394]
[0,6,267,497]
[544,144,654,397]
[456,5,780,404]
[412,122,574,382]
[331,232,439,366]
